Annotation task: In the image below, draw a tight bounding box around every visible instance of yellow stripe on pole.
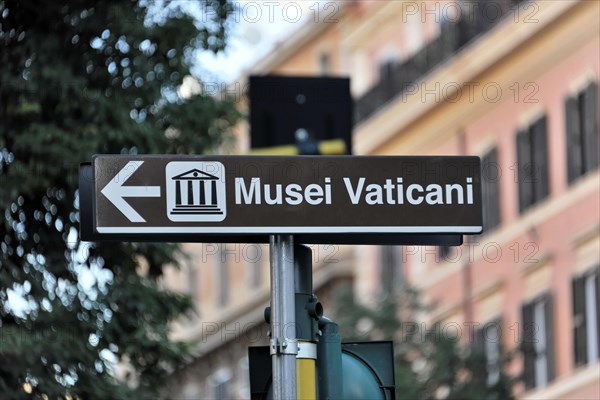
[296,358,317,400]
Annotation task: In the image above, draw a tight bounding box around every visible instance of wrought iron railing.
[354,0,528,124]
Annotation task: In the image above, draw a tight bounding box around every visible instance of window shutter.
[532,116,549,202]
[516,130,532,212]
[481,155,490,232]
[489,149,500,229]
[482,148,500,231]
[565,96,582,183]
[544,294,556,383]
[521,302,536,389]
[583,82,599,172]
[490,318,503,355]
[488,319,503,386]
[573,275,588,366]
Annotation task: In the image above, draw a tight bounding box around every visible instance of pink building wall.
[408,23,599,397]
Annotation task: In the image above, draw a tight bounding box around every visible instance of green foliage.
[0,0,240,398]
[333,286,518,400]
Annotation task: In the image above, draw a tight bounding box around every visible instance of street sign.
[80,155,482,244]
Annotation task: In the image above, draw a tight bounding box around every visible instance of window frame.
[481,147,501,232]
[572,267,600,367]
[516,115,549,213]
[474,318,503,387]
[521,292,555,390]
[565,81,599,183]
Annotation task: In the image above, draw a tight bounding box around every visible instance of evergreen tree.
[0,0,239,398]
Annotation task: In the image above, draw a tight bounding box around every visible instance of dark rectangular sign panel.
[249,76,352,153]
[80,155,482,244]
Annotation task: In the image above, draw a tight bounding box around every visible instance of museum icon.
[165,162,227,222]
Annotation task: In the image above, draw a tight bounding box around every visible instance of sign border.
[96,226,481,234]
[81,157,480,245]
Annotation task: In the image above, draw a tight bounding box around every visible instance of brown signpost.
[80,155,482,243]
[79,153,483,400]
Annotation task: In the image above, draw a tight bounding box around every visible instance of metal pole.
[269,235,297,400]
[294,245,318,400]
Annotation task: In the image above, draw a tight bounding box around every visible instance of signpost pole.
[269,234,297,400]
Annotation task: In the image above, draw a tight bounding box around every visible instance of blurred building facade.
[163,1,599,398]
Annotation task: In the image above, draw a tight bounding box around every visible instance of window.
[565,81,599,183]
[572,268,600,367]
[481,148,501,232]
[522,293,555,389]
[379,246,403,295]
[209,369,232,399]
[516,115,549,213]
[474,319,502,387]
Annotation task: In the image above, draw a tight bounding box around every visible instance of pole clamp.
[296,341,317,360]
[270,338,299,356]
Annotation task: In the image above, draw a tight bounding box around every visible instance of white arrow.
[101,161,161,223]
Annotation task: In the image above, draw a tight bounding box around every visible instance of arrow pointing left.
[100,161,161,223]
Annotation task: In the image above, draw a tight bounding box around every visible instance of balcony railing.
[354,0,527,124]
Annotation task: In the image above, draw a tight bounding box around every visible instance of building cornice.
[340,1,403,50]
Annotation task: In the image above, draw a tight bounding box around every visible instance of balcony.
[354,0,527,124]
